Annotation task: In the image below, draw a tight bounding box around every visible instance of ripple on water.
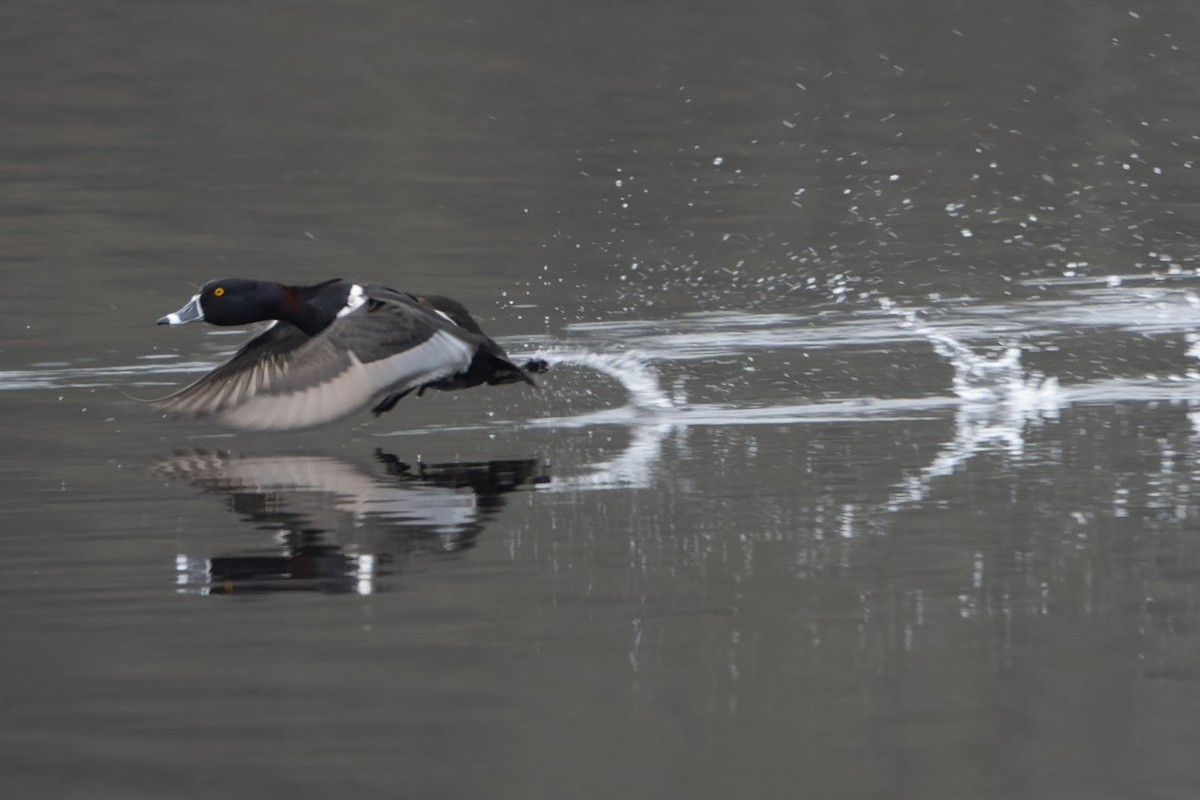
[5,296,1200,430]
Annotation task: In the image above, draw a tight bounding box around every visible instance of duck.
[155,278,546,431]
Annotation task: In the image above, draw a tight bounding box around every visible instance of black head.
[158,279,288,328]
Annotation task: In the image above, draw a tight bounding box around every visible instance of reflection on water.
[147,310,1108,604]
[508,321,1200,714]
[880,303,1063,511]
[48,279,1198,527]
[8,0,1200,795]
[159,450,546,594]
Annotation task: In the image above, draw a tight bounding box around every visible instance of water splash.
[881,299,1058,406]
[878,299,1062,511]
[526,348,677,412]
[516,348,680,490]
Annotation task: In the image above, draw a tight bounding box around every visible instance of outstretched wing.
[156,299,477,430]
[155,322,317,416]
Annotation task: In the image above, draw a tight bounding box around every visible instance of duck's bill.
[157,294,204,325]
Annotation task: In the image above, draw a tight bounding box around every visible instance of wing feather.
[156,297,481,430]
[217,332,474,430]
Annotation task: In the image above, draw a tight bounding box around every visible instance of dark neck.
[283,279,349,336]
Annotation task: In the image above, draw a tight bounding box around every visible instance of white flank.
[357,329,475,397]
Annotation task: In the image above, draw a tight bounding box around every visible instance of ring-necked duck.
[155,278,545,430]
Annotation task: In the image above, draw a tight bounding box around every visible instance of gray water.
[5,2,1200,798]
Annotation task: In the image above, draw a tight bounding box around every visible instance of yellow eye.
[213,287,225,297]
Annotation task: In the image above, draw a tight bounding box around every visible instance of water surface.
[4,2,1200,798]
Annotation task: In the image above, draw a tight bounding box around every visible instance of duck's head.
[157,279,288,327]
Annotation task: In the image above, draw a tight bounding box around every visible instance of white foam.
[528,348,676,412]
[876,300,1066,512]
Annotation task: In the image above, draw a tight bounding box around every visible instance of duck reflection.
[159,449,547,595]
